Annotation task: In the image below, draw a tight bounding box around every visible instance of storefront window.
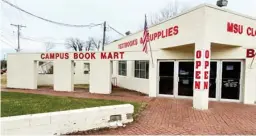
[134,61,149,79]
[118,61,127,76]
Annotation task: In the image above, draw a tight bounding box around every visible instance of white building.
[6,4,256,110]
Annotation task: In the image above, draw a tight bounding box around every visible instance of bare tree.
[85,36,110,51]
[44,42,55,52]
[85,37,100,51]
[65,38,85,51]
[149,1,187,26]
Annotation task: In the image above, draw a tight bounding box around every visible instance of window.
[84,63,90,70]
[84,63,90,74]
[134,61,149,79]
[118,61,127,76]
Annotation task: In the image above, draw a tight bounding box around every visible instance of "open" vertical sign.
[194,50,210,91]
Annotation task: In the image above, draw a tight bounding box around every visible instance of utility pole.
[102,21,106,51]
[10,24,26,52]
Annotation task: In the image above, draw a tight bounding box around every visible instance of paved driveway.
[2,88,256,135]
[93,99,256,135]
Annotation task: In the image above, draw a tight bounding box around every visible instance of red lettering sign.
[246,49,256,58]
[204,61,209,69]
[204,81,209,89]
[196,50,202,58]
[194,50,210,91]
[196,61,201,69]
[41,52,124,60]
[205,50,210,58]
[41,53,69,59]
[227,22,243,34]
[204,71,209,79]
[119,52,124,59]
[227,22,256,37]
[247,27,256,37]
[40,53,45,59]
[118,25,179,49]
[118,39,138,49]
[100,52,107,59]
[195,71,201,79]
[91,53,96,59]
[195,81,201,89]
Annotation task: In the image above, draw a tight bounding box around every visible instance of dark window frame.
[118,61,127,76]
[134,60,149,79]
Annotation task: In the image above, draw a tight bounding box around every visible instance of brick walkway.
[2,87,256,135]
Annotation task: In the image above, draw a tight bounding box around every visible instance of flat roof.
[106,3,256,46]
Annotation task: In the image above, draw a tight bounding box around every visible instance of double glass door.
[177,61,218,98]
[158,60,242,101]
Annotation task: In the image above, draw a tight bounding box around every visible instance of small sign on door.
[226,65,234,70]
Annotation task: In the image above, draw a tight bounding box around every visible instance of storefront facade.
[7,4,256,110]
[104,4,256,107]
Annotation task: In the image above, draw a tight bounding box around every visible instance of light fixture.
[216,0,228,7]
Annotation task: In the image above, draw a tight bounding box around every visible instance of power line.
[2,0,103,28]
[108,25,125,36]
[0,34,16,45]
[2,31,64,42]
[0,39,16,49]
[20,36,65,45]
[2,32,66,45]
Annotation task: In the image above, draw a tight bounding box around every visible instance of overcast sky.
[1,0,256,59]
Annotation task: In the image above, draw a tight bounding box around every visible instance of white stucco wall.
[1,104,134,135]
[90,60,112,94]
[37,74,89,85]
[112,61,149,94]
[244,58,256,104]
[37,74,53,85]
[7,54,37,89]
[6,4,256,104]
[53,60,74,91]
[74,61,90,84]
[37,60,90,86]
[205,6,256,48]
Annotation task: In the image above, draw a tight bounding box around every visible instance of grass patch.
[1,74,7,86]
[1,92,142,117]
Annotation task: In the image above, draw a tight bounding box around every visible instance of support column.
[243,57,256,104]
[149,59,157,97]
[54,60,74,91]
[89,60,111,94]
[193,42,211,110]
[7,54,37,89]
[127,60,133,77]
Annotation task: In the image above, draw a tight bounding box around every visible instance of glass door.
[209,62,217,98]
[221,61,241,100]
[178,62,194,97]
[159,61,174,95]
